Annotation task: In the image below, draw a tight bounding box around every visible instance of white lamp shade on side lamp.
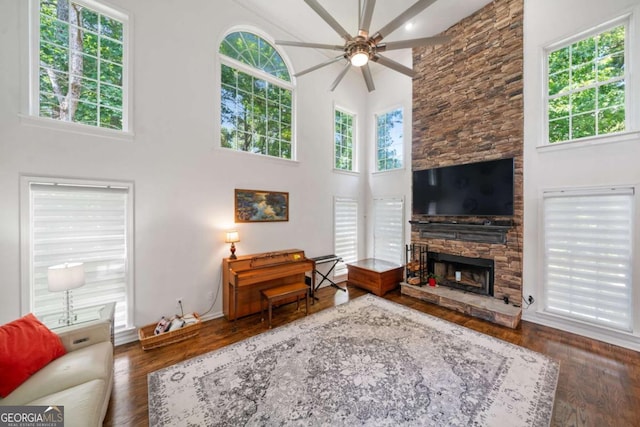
[225,231,240,243]
[225,230,240,259]
[48,263,85,292]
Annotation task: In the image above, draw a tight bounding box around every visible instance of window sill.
[537,130,640,153]
[371,167,406,176]
[333,168,359,176]
[19,115,135,141]
[217,145,300,166]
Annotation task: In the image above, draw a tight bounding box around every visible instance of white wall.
[0,0,373,335]
[522,0,640,350]
[364,62,414,260]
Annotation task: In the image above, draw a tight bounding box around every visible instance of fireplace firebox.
[427,252,494,297]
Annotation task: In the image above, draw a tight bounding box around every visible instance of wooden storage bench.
[346,258,404,296]
[261,282,309,328]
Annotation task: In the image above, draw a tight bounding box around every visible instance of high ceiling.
[233,0,493,45]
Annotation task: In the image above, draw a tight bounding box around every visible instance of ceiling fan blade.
[359,0,376,37]
[377,35,452,51]
[330,62,352,91]
[304,0,352,42]
[294,55,346,78]
[275,40,344,51]
[371,0,438,43]
[361,63,375,92]
[372,54,416,78]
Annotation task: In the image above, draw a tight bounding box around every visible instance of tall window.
[334,108,355,171]
[34,0,128,130]
[373,197,404,264]
[376,107,403,171]
[334,198,358,276]
[543,187,634,332]
[219,31,294,159]
[21,177,133,332]
[546,20,627,144]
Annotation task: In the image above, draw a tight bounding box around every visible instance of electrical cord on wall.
[198,267,222,317]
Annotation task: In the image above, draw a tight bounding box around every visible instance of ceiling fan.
[275,0,451,92]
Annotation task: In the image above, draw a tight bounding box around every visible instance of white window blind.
[543,187,634,332]
[334,198,358,276]
[28,182,131,331]
[373,197,404,264]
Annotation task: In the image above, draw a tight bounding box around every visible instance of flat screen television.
[412,158,514,217]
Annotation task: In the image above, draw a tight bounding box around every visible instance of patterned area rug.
[148,295,558,426]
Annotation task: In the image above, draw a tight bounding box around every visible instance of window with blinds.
[543,187,634,332]
[334,198,358,276]
[373,197,404,264]
[24,180,132,332]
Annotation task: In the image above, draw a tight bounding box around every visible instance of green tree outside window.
[376,108,403,171]
[39,0,125,130]
[547,24,626,143]
[220,32,293,160]
[335,109,354,171]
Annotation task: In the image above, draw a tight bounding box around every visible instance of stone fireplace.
[428,252,494,297]
[404,0,524,328]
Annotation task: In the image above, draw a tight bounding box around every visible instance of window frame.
[26,0,132,137]
[19,175,135,334]
[543,14,632,146]
[218,28,297,161]
[374,106,404,172]
[333,105,357,172]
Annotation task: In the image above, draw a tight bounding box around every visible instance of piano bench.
[261,282,310,329]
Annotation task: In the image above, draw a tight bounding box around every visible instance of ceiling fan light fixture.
[350,51,369,67]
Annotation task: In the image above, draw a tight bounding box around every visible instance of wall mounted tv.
[412,158,514,217]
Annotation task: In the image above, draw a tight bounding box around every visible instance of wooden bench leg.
[268,300,273,329]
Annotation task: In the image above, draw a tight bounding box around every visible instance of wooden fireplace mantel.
[409,221,511,244]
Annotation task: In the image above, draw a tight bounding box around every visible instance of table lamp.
[225,230,240,259]
[48,262,85,326]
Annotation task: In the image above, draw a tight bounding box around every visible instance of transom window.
[334,108,355,171]
[546,20,627,144]
[35,0,128,130]
[376,107,403,171]
[219,31,294,160]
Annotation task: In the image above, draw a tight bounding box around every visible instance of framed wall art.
[234,189,289,223]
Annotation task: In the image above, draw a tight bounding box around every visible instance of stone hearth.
[401,283,521,329]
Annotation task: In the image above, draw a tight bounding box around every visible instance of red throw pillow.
[0,313,66,398]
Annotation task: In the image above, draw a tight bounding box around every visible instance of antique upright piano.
[222,249,315,321]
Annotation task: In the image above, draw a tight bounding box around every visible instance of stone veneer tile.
[410,0,524,324]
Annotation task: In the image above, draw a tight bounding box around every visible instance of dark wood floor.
[104,285,640,427]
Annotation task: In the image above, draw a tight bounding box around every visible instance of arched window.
[219,31,294,159]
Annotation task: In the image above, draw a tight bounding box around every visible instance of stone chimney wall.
[411,0,524,303]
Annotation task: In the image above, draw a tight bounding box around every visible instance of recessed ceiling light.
[405,22,414,31]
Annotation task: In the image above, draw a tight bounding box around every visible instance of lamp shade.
[225,230,240,243]
[48,263,85,292]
